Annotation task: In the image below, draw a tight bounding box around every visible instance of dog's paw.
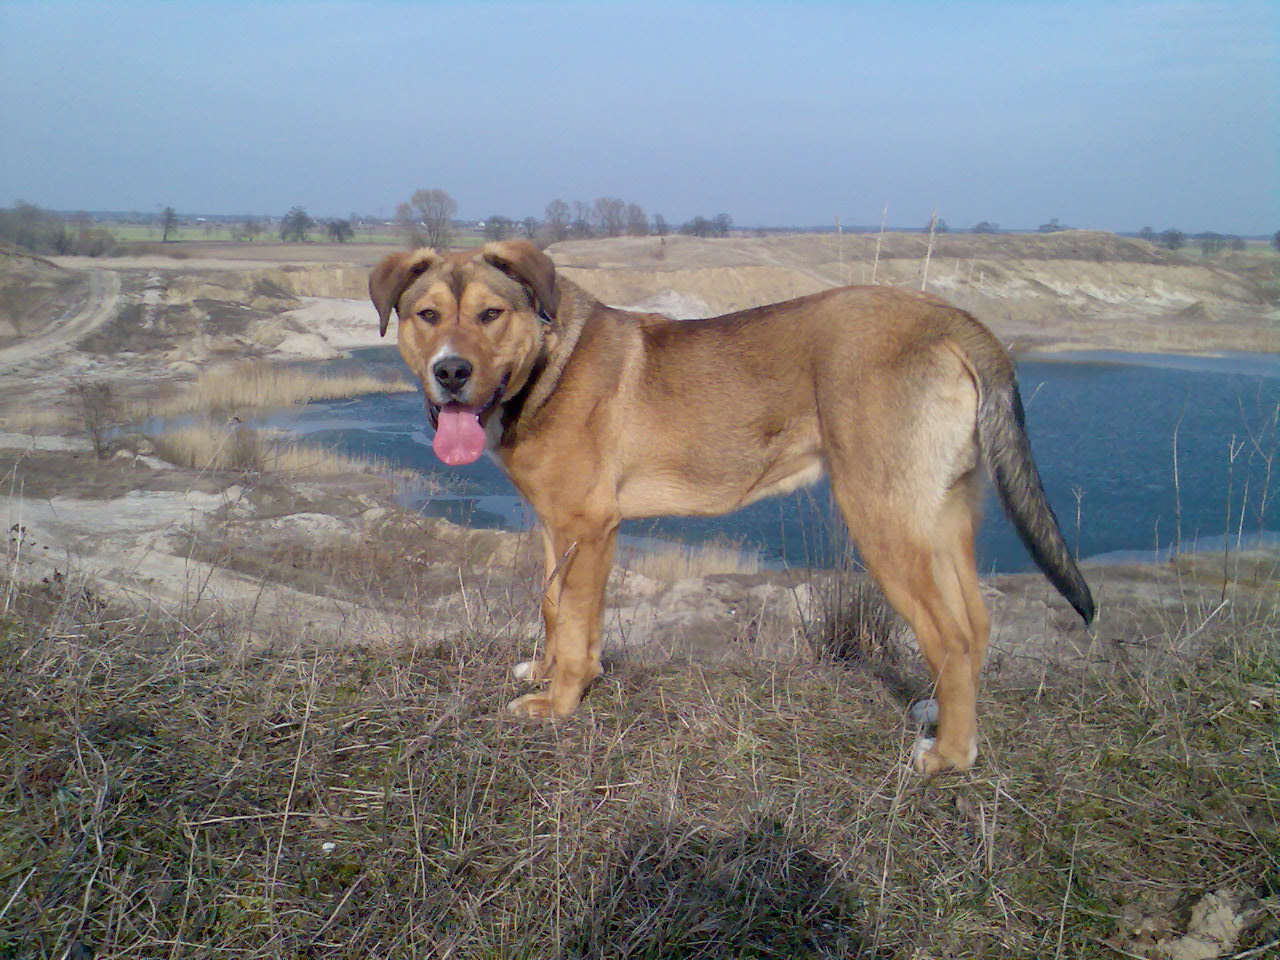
[512,660,543,681]
[910,736,938,772]
[507,693,556,720]
[910,736,976,776]
[909,698,939,727]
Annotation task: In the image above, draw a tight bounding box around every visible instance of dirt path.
[0,268,121,367]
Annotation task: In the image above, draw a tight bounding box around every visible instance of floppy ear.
[482,240,560,323]
[369,249,441,336]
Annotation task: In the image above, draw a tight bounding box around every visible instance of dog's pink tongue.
[433,404,487,466]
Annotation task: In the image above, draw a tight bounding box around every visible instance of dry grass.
[145,361,414,419]
[624,537,765,581]
[1,542,1277,958]
[149,421,411,479]
[0,406,76,435]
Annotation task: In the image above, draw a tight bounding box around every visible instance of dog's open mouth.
[427,375,507,467]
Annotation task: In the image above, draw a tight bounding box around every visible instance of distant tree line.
[393,188,735,249]
[0,201,120,256]
[1136,225,1247,255]
[275,206,356,243]
[680,213,734,238]
[5,197,1274,259]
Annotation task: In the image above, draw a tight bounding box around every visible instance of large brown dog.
[370,240,1094,774]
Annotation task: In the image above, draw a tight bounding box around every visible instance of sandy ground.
[279,297,388,351]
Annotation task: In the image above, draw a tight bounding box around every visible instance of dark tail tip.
[1065,574,1095,625]
[985,378,1096,626]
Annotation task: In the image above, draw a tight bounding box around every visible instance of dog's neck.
[498,280,597,442]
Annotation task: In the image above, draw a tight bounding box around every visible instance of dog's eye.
[478,307,503,324]
[416,308,439,324]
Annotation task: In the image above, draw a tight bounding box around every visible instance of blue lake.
[274,347,1280,573]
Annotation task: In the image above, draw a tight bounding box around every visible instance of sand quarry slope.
[549,231,1278,354]
[42,229,1280,357]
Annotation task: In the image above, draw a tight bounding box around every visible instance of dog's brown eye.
[417,308,439,324]
[479,307,503,324]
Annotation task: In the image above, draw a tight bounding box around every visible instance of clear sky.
[1,0,1276,234]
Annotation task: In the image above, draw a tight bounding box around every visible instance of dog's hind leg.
[931,479,991,694]
[832,480,990,775]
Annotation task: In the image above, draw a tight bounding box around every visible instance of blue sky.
[1,0,1276,233]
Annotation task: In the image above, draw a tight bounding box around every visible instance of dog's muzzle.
[432,356,473,398]
[425,371,509,430]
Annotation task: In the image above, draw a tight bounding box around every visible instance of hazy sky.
[2,0,1276,233]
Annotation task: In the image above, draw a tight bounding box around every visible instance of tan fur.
[370,241,1094,774]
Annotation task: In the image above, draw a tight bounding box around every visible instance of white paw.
[512,660,538,681]
[909,698,939,726]
[911,736,937,769]
[507,693,555,719]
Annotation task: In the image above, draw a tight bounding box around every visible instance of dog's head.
[369,240,559,466]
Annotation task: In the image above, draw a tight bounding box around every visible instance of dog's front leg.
[512,530,568,683]
[509,512,618,719]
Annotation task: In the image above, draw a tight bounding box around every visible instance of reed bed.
[150,421,411,479]
[145,361,414,419]
[0,406,76,434]
[624,536,765,581]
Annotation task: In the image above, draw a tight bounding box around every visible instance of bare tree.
[327,219,355,243]
[653,213,669,237]
[484,215,514,241]
[520,216,540,241]
[161,206,178,242]
[397,188,457,248]
[570,200,595,238]
[236,216,263,241]
[68,379,122,460]
[1160,228,1185,251]
[681,216,712,238]
[593,197,627,237]
[545,199,570,242]
[626,203,649,236]
[280,206,313,242]
[1197,232,1225,256]
[712,213,733,238]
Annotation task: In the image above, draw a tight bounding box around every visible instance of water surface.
[274,348,1280,573]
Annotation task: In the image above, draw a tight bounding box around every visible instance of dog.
[369,240,1094,774]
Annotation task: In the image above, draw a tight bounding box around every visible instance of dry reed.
[624,537,765,581]
[0,406,76,434]
[150,421,410,478]
[145,361,414,418]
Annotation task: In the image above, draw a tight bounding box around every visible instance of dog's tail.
[977,363,1095,624]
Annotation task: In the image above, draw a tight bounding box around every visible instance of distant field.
[106,223,406,245]
[103,222,495,248]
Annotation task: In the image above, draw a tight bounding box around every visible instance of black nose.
[433,356,473,395]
